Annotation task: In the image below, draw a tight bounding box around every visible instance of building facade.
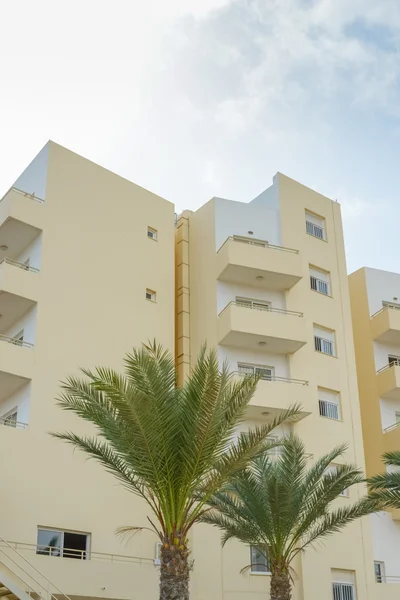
[177,173,376,600]
[349,267,400,597]
[0,144,385,600]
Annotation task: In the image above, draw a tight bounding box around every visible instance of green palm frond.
[201,435,380,572]
[368,451,400,508]
[52,342,301,540]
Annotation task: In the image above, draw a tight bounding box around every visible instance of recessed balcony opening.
[0,374,30,429]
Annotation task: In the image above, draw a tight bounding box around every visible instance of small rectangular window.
[374,561,385,583]
[314,325,336,357]
[9,330,24,346]
[146,289,156,302]
[36,528,90,560]
[305,211,326,240]
[309,266,331,296]
[318,387,341,421]
[388,355,400,367]
[250,546,270,573]
[147,227,158,240]
[332,582,355,600]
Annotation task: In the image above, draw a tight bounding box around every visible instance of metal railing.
[3,540,154,566]
[0,536,73,600]
[377,359,400,374]
[0,417,28,430]
[310,275,329,295]
[217,235,299,254]
[0,258,39,273]
[314,336,335,356]
[236,371,308,385]
[218,301,303,318]
[332,582,355,599]
[0,334,34,348]
[376,574,400,583]
[371,304,400,319]
[319,399,340,420]
[384,421,400,433]
[0,186,44,205]
[306,221,325,240]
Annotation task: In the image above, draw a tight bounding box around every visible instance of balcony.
[234,373,311,421]
[217,302,307,354]
[383,420,400,454]
[0,334,34,382]
[371,306,400,344]
[0,187,43,258]
[377,362,400,400]
[216,236,302,291]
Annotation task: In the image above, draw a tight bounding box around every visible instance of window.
[266,436,283,460]
[250,546,270,573]
[238,363,274,381]
[332,582,355,600]
[324,464,348,496]
[236,297,271,311]
[305,211,326,240]
[147,227,158,241]
[36,528,90,560]
[314,326,336,357]
[309,266,331,296]
[2,410,17,427]
[374,561,385,583]
[154,542,162,566]
[233,235,269,247]
[146,289,156,302]
[23,258,30,270]
[318,388,341,421]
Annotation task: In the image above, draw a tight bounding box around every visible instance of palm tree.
[201,435,380,600]
[368,451,400,508]
[52,342,299,600]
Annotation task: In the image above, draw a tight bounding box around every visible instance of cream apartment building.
[349,267,400,596]
[0,143,382,600]
[176,174,378,600]
[0,142,175,600]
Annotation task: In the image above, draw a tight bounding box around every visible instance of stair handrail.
[0,536,73,600]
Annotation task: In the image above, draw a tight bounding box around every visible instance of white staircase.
[0,537,72,600]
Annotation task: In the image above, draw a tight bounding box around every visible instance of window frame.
[250,545,270,575]
[235,296,271,311]
[309,265,331,297]
[2,408,18,427]
[374,561,385,583]
[332,581,356,600]
[36,527,91,560]
[147,227,158,241]
[314,325,336,357]
[146,289,157,302]
[305,210,327,241]
[318,387,341,422]
[237,362,274,381]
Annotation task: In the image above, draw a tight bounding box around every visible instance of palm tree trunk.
[270,568,291,600]
[159,536,190,600]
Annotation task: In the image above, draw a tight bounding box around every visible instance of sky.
[1,0,400,274]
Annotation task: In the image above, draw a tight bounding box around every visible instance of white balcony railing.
[217,235,299,254]
[2,540,154,565]
[378,359,400,374]
[0,186,44,205]
[319,400,340,420]
[310,275,329,295]
[0,257,40,273]
[236,370,308,385]
[0,333,34,348]
[0,417,28,430]
[306,221,325,240]
[218,301,303,318]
